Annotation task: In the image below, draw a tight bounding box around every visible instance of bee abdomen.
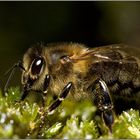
[108,76,140,114]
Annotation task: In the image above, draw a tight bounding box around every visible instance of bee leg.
[94,79,114,133]
[38,74,51,106]
[43,75,51,94]
[21,89,29,101]
[102,110,114,133]
[30,82,72,136]
[19,75,51,104]
[47,82,72,113]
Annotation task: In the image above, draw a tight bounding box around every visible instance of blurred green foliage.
[0,87,140,138]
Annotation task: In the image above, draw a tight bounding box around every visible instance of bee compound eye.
[31,56,44,75]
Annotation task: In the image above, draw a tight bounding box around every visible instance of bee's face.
[21,43,77,93]
[21,46,50,91]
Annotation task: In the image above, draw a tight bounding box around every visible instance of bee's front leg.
[30,82,72,137]
[43,75,51,94]
[41,74,51,106]
[93,79,114,133]
[20,74,51,107]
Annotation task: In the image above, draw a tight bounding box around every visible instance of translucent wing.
[70,44,140,64]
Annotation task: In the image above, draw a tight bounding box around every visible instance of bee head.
[21,45,50,92]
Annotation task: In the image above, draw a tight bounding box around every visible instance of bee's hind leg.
[92,79,114,133]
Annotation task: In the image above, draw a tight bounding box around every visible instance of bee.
[4,42,140,133]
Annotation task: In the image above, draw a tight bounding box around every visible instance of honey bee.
[4,42,140,133]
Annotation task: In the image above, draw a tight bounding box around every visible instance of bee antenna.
[4,60,25,93]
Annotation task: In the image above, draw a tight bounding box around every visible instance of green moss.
[0,87,140,138]
[112,109,140,138]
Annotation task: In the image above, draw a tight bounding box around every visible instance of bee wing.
[70,44,140,64]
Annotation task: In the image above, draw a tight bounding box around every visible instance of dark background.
[1,1,140,88]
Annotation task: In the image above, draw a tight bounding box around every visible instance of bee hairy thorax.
[48,62,89,101]
[41,43,91,100]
